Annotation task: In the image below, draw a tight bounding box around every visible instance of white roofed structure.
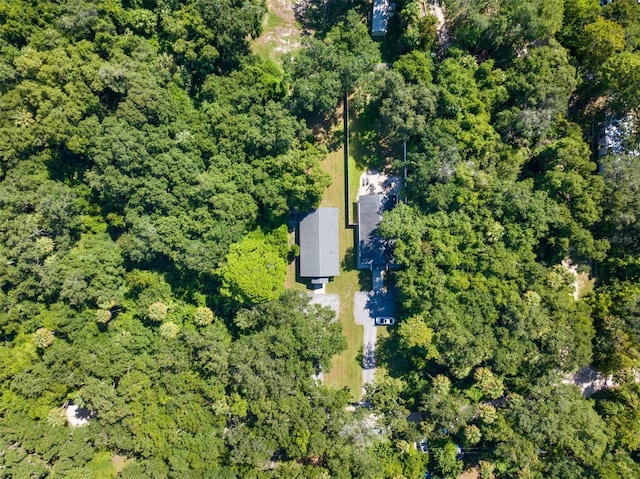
[372,0,392,37]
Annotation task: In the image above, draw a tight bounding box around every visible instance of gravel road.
[354,291,377,394]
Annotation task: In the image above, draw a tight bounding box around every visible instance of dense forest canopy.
[1,0,640,478]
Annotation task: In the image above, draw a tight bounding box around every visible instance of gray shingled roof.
[299,208,340,279]
[357,194,385,269]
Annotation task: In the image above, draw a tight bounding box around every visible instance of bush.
[193,306,214,326]
[147,301,168,322]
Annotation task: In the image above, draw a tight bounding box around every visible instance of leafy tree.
[401,1,437,52]
[432,439,464,478]
[507,40,577,116]
[577,17,625,71]
[600,51,640,119]
[147,300,169,322]
[393,50,435,85]
[595,382,640,463]
[495,378,608,474]
[559,0,601,52]
[33,327,54,349]
[218,231,287,305]
[597,152,640,279]
[591,281,640,372]
[158,320,180,339]
[365,370,410,435]
[376,70,438,144]
[286,10,380,115]
[445,0,563,58]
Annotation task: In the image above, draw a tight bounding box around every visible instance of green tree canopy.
[218,230,287,305]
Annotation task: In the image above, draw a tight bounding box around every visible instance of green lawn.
[324,269,363,401]
[285,134,367,401]
[322,146,367,401]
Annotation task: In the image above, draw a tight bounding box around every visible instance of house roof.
[299,208,340,279]
[372,0,391,36]
[357,194,386,268]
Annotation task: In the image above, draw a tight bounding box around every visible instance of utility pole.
[403,141,407,181]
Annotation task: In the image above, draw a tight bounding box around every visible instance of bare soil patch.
[459,468,480,479]
[253,0,303,60]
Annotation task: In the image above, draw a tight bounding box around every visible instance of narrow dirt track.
[426,0,450,49]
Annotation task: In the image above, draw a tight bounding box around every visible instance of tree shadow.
[349,100,402,172]
[342,247,374,289]
[356,342,377,369]
[358,269,372,291]
[365,288,392,317]
[376,332,410,379]
[328,127,344,152]
[298,105,342,143]
[342,246,357,270]
[378,14,406,64]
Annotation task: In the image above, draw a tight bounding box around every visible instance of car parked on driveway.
[416,439,429,453]
[375,317,395,325]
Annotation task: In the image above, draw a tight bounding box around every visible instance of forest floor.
[251,0,303,62]
[562,259,595,300]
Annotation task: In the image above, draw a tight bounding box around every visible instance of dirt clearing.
[252,0,303,61]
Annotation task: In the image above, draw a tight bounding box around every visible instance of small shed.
[372,0,392,37]
[299,208,340,285]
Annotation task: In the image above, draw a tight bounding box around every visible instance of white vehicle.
[375,317,395,326]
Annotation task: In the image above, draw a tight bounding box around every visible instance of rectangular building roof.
[357,194,385,269]
[299,208,340,280]
[372,0,391,37]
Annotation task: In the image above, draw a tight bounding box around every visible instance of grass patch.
[576,270,595,300]
[285,137,366,401]
[318,146,367,401]
[252,39,278,62]
[265,10,286,31]
[349,102,401,172]
[376,327,412,385]
[251,0,302,64]
[324,269,363,401]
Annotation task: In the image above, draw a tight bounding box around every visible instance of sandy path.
[426,0,450,49]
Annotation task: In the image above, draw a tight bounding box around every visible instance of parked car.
[375,317,395,325]
[416,439,429,453]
